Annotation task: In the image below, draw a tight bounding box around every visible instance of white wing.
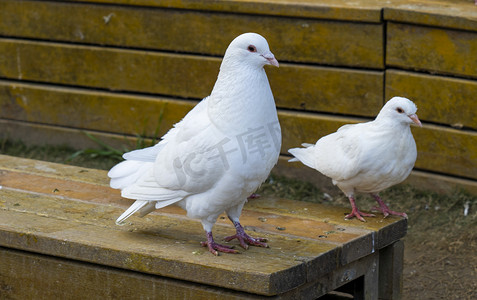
[290,122,371,182]
[118,97,228,200]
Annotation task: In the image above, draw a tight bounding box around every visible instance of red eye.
[396,107,404,113]
[247,45,257,52]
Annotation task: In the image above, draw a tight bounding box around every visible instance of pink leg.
[371,194,408,219]
[224,220,268,249]
[345,196,375,222]
[247,193,260,199]
[200,231,239,255]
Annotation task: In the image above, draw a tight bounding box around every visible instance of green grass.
[0,139,120,170]
[257,175,324,203]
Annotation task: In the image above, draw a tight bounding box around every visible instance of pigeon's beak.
[408,114,422,127]
[263,52,279,67]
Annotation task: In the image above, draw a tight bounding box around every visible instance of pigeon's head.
[378,97,422,127]
[223,33,279,69]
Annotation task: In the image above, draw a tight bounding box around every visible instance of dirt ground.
[259,178,477,299]
[349,188,476,299]
[402,214,477,299]
[403,236,476,299]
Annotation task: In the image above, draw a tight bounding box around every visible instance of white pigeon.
[108,33,281,255]
[288,97,422,222]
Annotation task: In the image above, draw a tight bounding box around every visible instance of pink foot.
[345,207,375,222]
[345,195,375,222]
[200,231,239,255]
[371,194,408,219]
[224,221,268,249]
[247,193,260,199]
[371,205,408,219]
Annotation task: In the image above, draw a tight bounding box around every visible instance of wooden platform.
[0,155,406,299]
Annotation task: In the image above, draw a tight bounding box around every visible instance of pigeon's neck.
[207,64,278,134]
[375,111,410,130]
[372,116,413,143]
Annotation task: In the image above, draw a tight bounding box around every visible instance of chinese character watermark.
[172,121,281,186]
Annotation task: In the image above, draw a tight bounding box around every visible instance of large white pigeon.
[108,33,281,255]
[288,97,422,222]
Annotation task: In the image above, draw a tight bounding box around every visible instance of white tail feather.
[288,147,315,169]
[116,200,150,225]
[108,161,153,190]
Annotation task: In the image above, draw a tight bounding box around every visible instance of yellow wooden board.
[0,155,407,297]
[387,22,477,78]
[0,39,220,99]
[3,106,475,180]
[270,66,382,117]
[386,70,477,130]
[0,81,196,138]
[51,0,477,32]
[412,124,477,181]
[0,248,259,300]
[56,0,385,22]
[403,170,477,195]
[0,0,384,68]
[0,41,383,116]
[0,118,144,153]
[384,0,477,32]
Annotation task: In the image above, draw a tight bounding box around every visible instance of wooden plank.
[386,22,477,78]
[0,81,196,137]
[412,124,477,180]
[402,170,477,195]
[0,190,311,296]
[300,252,380,299]
[0,247,259,300]
[270,67,383,116]
[386,70,477,130]
[244,197,407,251]
[0,38,220,99]
[0,119,141,151]
[378,241,404,300]
[3,105,476,180]
[56,0,385,22]
[0,237,383,300]
[0,155,403,256]
[0,47,382,116]
[0,154,111,186]
[3,102,477,180]
[0,0,384,68]
[384,0,477,32]
[0,155,407,296]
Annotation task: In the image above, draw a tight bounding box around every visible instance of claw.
[345,195,375,222]
[225,220,268,249]
[371,205,408,219]
[201,231,239,255]
[345,207,375,222]
[247,193,260,199]
[371,194,408,219]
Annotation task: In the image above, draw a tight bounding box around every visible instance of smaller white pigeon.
[288,97,422,222]
[108,33,281,255]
